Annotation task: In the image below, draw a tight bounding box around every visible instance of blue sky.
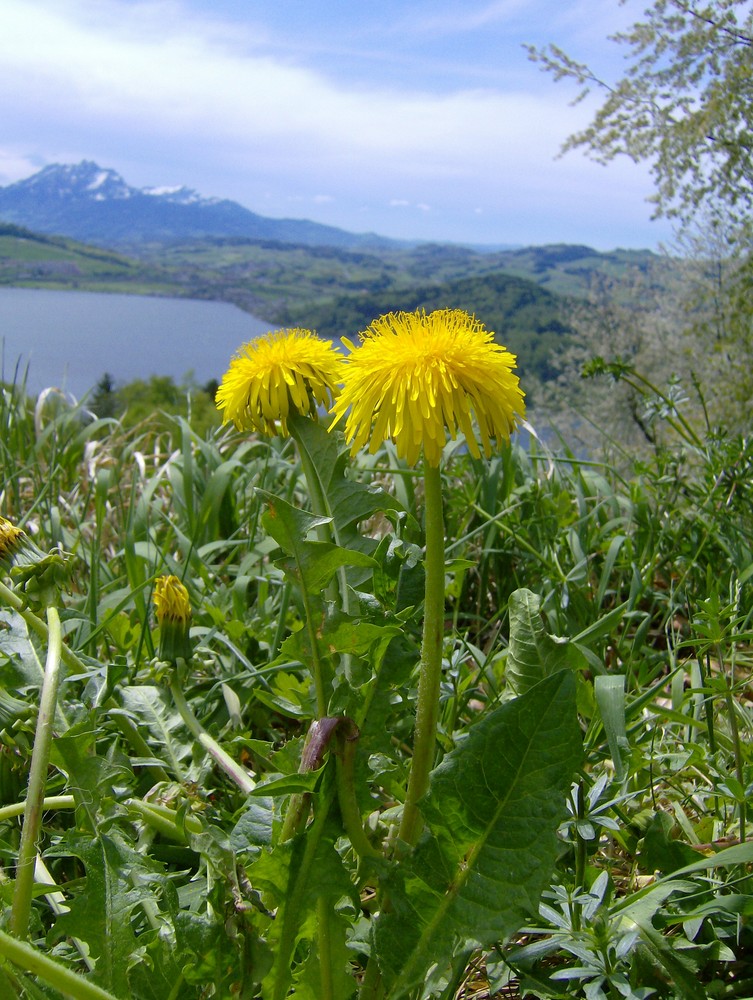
[0,0,675,249]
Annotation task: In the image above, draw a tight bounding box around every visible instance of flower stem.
[169,674,255,795]
[335,728,379,861]
[0,578,83,690]
[398,460,445,848]
[288,416,350,710]
[11,605,63,939]
[272,769,337,1000]
[0,795,75,824]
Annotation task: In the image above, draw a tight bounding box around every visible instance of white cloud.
[0,0,670,247]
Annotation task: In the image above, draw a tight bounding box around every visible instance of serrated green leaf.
[251,768,324,797]
[49,832,156,996]
[251,809,358,1000]
[49,722,131,832]
[258,490,377,595]
[375,670,582,998]
[0,608,45,687]
[116,685,194,780]
[506,589,584,694]
[231,796,275,853]
[288,413,405,552]
[278,613,402,677]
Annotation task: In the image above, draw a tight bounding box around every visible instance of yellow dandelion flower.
[0,516,26,570]
[215,328,345,436]
[153,575,193,663]
[331,308,525,467]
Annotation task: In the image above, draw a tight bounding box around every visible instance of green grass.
[0,362,752,999]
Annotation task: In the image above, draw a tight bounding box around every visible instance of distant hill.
[277,270,571,383]
[0,162,402,250]
[0,216,674,391]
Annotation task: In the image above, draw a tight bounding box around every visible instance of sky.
[0,0,676,250]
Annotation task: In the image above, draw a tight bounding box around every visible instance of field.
[0,339,751,1000]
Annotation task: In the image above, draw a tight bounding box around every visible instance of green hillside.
[0,223,186,295]
[0,225,676,387]
[276,270,571,382]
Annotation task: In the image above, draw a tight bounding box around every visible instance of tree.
[528,0,753,233]
[530,1,753,434]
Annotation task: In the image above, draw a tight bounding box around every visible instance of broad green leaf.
[251,768,324,797]
[174,909,260,996]
[231,796,275,853]
[506,589,584,694]
[0,608,45,687]
[593,674,629,781]
[638,812,707,875]
[277,614,402,681]
[251,810,358,1000]
[50,722,130,833]
[375,670,582,997]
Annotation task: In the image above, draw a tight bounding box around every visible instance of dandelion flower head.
[153,575,191,627]
[0,516,25,568]
[153,575,192,662]
[331,309,525,466]
[216,328,345,436]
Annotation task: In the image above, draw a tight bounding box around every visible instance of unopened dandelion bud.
[153,575,193,664]
[1,517,70,605]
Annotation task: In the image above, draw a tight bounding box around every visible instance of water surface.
[0,288,271,399]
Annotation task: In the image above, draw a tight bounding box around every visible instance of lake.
[0,288,272,399]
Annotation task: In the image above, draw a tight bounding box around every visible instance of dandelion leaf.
[374,670,582,998]
[507,588,583,694]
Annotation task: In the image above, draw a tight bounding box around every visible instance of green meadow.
[0,321,751,998]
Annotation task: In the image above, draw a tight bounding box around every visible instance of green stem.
[272,770,337,1000]
[358,956,385,1000]
[0,926,119,1000]
[336,731,379,861]
[108,710,171,784]
[11,605,63,939]
[398,460,445,848]
[125,798,203,842]
[317,897,335,1000]
[723,683,747,844]
[298,584,329,717]
[0,795,74,824]
[288,414,348,601]
[288,417,343,712]
[573,780,587,932]
[169,675,255,795]
[0,579,86,678]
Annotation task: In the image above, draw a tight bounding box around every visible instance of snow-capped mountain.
[0,161,395,249]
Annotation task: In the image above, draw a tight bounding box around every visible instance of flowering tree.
[529,0,753,234]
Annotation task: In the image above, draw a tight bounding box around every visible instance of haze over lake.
[0,288,271,399]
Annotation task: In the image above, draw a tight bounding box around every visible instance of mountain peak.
[10,161,133,202]
[0,160,400,250]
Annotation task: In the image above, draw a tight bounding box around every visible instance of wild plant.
[0,324,751,999]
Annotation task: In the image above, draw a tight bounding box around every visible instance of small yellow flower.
[153,575,193,663]
[0,516,26,571]
[215,328,345,436]
[331,309,525,467]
